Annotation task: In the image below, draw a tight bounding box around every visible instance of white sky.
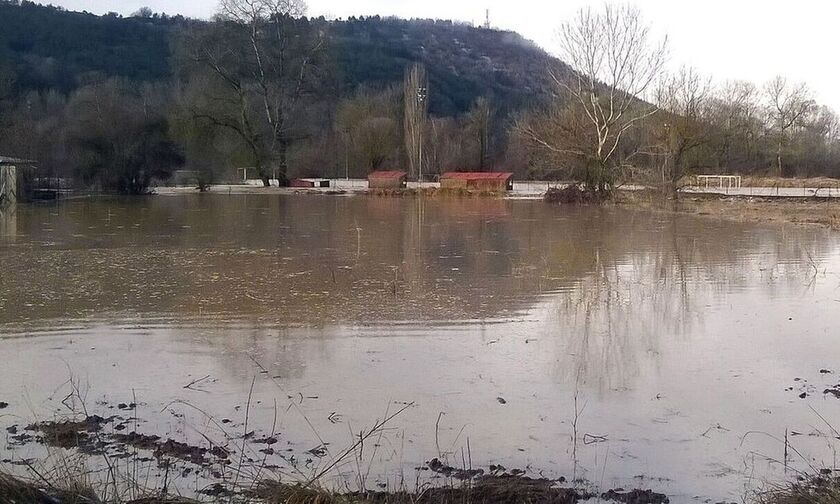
[38,0,840,111]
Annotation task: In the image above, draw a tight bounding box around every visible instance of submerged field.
[1,194,839,503]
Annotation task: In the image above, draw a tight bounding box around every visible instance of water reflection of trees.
[0,196,835,331]
[541,216,835,394]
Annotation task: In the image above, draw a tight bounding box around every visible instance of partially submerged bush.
[544,185,603,204]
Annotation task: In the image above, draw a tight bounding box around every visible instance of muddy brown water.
[1,194,840,502]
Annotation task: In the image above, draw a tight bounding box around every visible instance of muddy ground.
[614,190,840,230]
[1,406,672,504]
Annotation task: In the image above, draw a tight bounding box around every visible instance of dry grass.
[755,476,840,504]
[0,472,590,504]
[614,189,840,230]
[256,482,355,504]
[256,474,590,504]
[676,175,840,189]
[740,176,840,189]
[0,471,200,503]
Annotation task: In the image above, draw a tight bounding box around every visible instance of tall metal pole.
[417,86,427,183]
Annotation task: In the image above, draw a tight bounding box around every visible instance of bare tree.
[218,0,306,20]
[466,96,493,170]
[764,76,814,177]
[520,4,667,193]
[705,80,760,169]
[335,87,401,174]
[426,117,462,177]
[403,63,428,180]
[654,66,711,194]
[181,0,322,186]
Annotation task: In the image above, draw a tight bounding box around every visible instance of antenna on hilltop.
[484,9,491,29]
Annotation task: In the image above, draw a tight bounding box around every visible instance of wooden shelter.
[368,171,407,189]
[0,156,24,207]
[440,172,513,192]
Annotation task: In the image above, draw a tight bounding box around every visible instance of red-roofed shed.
[440,172,513,191]
[368,170,407,189]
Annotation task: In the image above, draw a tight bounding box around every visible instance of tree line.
[0,0,837,195]
[518,4,840,194]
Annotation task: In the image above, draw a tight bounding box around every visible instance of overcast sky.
[39,0,840,111]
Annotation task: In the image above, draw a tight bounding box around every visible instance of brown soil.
[615,190,840,230]
[13,418,670,504]
[113,432,230,466]
[23,418,230,467]
[25,415,113,453]
[602,488,670,504]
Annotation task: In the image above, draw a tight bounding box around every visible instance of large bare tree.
[654,66,711,193]
[181,0,323,186]
[705,80,760,169]
[764,76,814,177]
[518,4,667,193]
[335,87,401,174]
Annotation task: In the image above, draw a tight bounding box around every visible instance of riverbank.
[1,410,669,504]
[0,469,667,504]
[2,468,836,504]
[614,190,840,230]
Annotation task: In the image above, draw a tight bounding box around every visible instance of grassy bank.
[754,475,840,504]
[740,176,840,189]
[614,190,840,230]
[0,471,595,504]
[3,469,837,504]
[0,465,669,504]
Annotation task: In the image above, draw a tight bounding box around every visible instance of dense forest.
[0,0,838,194]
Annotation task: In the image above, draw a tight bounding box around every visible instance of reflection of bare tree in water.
[554,246,697,394]
[547,218,834,395]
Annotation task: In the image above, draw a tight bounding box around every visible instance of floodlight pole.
[417,86,427,183]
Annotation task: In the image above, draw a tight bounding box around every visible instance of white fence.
[695,175,742,190]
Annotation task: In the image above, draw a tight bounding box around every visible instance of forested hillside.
[0,0,565,191]
[0,1,558,115]
[328,17,559,116]
[0,1,179,91]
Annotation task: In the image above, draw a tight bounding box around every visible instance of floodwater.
[1,194,840,502]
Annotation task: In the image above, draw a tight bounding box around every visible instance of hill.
[328,16,562,115]
[0,1,562,115]
[0,1,181,92]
